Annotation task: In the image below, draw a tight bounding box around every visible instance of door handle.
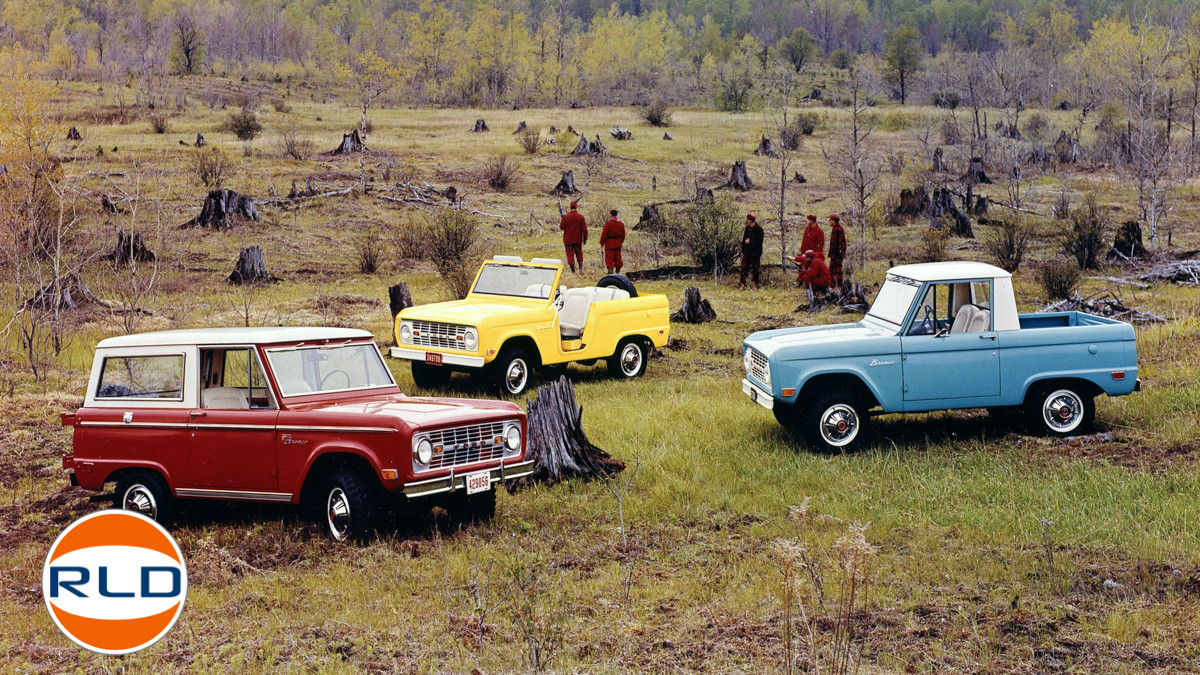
[189,411,207,417]
[979,334,997,340]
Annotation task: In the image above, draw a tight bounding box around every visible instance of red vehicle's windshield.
[264,342,394,397]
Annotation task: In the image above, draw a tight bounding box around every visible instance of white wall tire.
[608,340,647,379]
[801,391,871,452]
[1029,386,1095,437]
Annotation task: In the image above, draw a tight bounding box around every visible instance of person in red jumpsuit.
[795,249,831,294]
[600,209,626,274]
[827,213,847,288]
[800,213,825,258]
[559,201,588,273]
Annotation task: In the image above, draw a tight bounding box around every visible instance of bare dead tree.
[103,162,166,335]
[768,62,800,270]
[822,69,882,274]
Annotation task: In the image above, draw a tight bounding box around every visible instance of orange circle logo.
[41,510,187,654]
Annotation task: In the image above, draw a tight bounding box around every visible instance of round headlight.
[400,323,412,344]
[415,438,433,465]
[504,425,521,451]
[464,328,478,350]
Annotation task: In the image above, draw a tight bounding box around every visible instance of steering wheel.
[319,369,352,390]
[916,304,935,335]
[553,289,565,311]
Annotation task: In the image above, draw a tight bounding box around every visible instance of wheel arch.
[297,449,382,507]
[797,372,881,409]
[496,334,542,367]
[1023,377,1103,404]
[104,464,172,493]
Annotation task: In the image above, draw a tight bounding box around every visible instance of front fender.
[782,356,903,411]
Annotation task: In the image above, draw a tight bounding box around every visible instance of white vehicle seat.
[524,283,551,298]
[950,305,979,334]
[559,287,631,338]
[277,379,313,395]
[968,308,991,332]
[202,387,250,409]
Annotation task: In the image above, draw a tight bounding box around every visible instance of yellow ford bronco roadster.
[391,256,670,396]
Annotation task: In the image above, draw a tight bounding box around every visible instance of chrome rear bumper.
[403,460,535,498]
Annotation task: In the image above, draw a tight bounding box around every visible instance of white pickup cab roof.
[887,261,1011,282]
[96,327,374,349]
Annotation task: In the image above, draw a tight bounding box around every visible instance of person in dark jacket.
[739,213,763,290]
[795,249,831,293]
[559,201,588,273]
[827,213,847,288]
[599,209,626,274]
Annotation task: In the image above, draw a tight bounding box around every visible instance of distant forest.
[3,0,1197,109]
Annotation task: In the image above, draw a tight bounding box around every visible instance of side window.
[200,348,276,409]
[972,281,992,310]
[907,284,950,336]
[97,355,184,400]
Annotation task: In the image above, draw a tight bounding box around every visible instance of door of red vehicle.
[186,348,281,493]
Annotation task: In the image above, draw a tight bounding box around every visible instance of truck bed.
[1017,311,1125,330]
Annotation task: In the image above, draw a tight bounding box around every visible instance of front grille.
[426,421,507,469]
[411,320,469,350]
[748,348,769,384]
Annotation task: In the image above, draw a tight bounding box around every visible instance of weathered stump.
[1111,221,1147,259]
[551,170,579,196]
[663,132,673,141]
[1054,131,1080,164]
[894,187,929,217]
[670,287,717,323]
[548,126,559,134]
[726,161,752,191]
[101,194,128,214]
[753,135,780,158]
[330,128,364,155]
[636,203,665,230]
[227,246,276,284]
[518,377,624,485]
[572,135,605,156]
[471,119,489,133]
[66,126,82,141]
[25,274,107,311]
[513,121,528,134]
[961,157,991,185]
[102,230,156,264]
[791,172,807,184]
[195,133,206,148]
[838,280,870,313]
[388,282,413,344]
[694,187,714,202]
[610,126,632,140]
[184,189,260,229]
[932,147,947,172]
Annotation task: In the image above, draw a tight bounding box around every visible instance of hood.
[746,320,895,360]
[402,299,546,326]
[289,394,522,431]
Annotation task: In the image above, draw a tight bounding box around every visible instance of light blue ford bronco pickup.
[742,262,1140,451]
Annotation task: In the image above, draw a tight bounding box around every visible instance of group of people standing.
[558,201,626,274]
[739,212,847,293]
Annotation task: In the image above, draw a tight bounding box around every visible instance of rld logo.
[42,510,187,654]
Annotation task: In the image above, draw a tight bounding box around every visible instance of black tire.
[442,489,497,527]
[597,274,637,297]
[490,347,533,397]
[608,338,648,379]
[115,471,175,526]
[411,361,450,389]
[800,390,872,452]
[322,466,379,542]
[1025,384,1095,437]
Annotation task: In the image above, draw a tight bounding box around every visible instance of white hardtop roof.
[887,261,1011,282]
[96,327,374,349]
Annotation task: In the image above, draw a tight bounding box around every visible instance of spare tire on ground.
[596,274,637,297]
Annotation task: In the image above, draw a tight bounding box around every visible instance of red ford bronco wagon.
[61,327,532,540]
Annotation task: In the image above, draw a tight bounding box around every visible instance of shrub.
[483,155,519,191]
[983,217,1031,272]
[782,112,820,148]
[678,196,741,275]
[796,111,820,135]
[389,214,426,261]
[1038,259,1081,300]
[362,118,374,135]
[1061,194,1108,269]
[931,91,961,109]
[223,109,262,142]
[272,99,292,113]
[830,50,854,70]
[148,113,170,134]
[919,226,950,262]
[275,118,313,160]
[429,209,481,298]
[191,146,234,188]
[1024,112,1050,143]
[516,128,540,154]
[641,99,672,127]
[355,228,383,274]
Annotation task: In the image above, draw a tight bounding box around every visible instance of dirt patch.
[1034,433,1200,472]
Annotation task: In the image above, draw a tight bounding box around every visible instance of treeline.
[3,0,1197,108]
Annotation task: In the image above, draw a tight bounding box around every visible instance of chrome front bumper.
[402,459,535,498]
[389,347,485,368]
[742,378,774,410]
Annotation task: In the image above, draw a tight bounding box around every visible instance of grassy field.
[1,76,1199,672]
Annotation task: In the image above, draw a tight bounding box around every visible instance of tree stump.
[932,147,947,172]
[753,135,780,158]
[184,189,260,229]
[670,287,717,323]
[518,376,624,485]
[513,121,528,134]
[726,161,752,191]
[101,194,128,214]
[572,134,605,156]
[25,274,106,311]
[548,126,559,134]
[102,230,156,264]
[1054,131,1080,164]
[636,203,666,230]
[443,186,459,203]
[694,187,714,202]
[330,128,364,155]
[894,187,929,217]
[66,126,82,141]
[195,133,206,148]
[791,172,807,184]
[961,157,991,185]
[227,246,276,284]
[610,126,632,140]
[1111,221,1147,258]
[663,132,673,141]
[567,125,579,136]
[471,119,489,133]
[388,282,413,344]
[551,170,579,196]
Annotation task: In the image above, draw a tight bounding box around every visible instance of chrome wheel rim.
[327,487,351,541]
[122,484,158,519]
[620,343,643,376]
[505,358,528,394]
[1043,389,1083,433]
[819,404,859,447]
